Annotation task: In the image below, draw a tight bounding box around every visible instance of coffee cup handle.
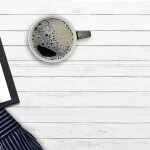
[76,31,91,39]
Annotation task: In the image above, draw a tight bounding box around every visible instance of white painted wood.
[13,77,150,92]
[2,1,150,149]
[4,46,150,61]
[2,15,150,30]
[6,107,150,123]
[3,31,150,46]
[1,1,150,15]
[21,122,150,138]
[17,92,150,107]
[39,139,150,150]
[9,60,150,66]
[10,65,150,77]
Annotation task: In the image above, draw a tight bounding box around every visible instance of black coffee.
[31,18,74,60]
[37,45,56,57]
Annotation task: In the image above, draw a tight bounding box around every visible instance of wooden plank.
[13,77,150,92]
[38,139,150,150]
[2,31,150,46]
[1,1,150,15]
[4,46,150,61]
[1,15,150,30]
[3,1,150,150]
[9,60,150,66]
[10,65,150,77]
[7,107,150,123]
[17,92,150,107]
[21,122,150,138]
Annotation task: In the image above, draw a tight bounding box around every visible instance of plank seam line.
[2,30,150,32]
[14,106,150,108]
[2,14,150,15]
[4,45,150,46]
[17,91,150,92]
[5,45,150,47]
[11,106,150,109]
[18,122,150,124]
[13,76,150,78]
[36,138,150,140]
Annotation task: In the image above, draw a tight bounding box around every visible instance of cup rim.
[28,15,77,63]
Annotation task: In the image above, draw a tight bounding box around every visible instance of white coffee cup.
[28,16,91,63]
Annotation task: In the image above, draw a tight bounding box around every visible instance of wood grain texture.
[4,46,150,61]
[10,64,150,77]
[2,1,150,149]
[7,107,150,123]
[21,122,150,138]
[13,77,150,92]
[1,1,150,14]
[38,139,150,150]
[1,15,150,30]
[16,92,150,107]
[2,31,150,46]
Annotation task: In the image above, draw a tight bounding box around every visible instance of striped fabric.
[0,107,43,150]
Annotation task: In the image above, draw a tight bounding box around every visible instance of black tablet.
[0,39,19,107]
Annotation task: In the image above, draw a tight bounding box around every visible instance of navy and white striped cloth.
[0,107,43,150]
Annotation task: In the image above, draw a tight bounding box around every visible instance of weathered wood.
[17,91,150,107]
[7,107,150,123]
[2,31,150,46]
[1,15,150,30]
[21,122,150,138]
[9,60,150,66]
[39,139,150,150]
[4,46,150,61]
[1,1,150,15]
[13,77,150,92]
[10,64,150,77]
[2,1,150,149]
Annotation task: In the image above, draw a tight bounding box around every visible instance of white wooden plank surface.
[21,122,150,138]
[4,46,150,61]
[13,77,150,91]
[38,139,150,150]
[1,1,150,15]
[16,92,150,107]
[10,64,150,77]
[2,1,150,149]
[1,15,150,30]
[3,31,150,46]
[7,107,150,123]
[9,60,150,66]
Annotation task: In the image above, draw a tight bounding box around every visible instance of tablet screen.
[0,63,11,102]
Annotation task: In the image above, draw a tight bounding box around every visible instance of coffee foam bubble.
[32,18,74,60]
